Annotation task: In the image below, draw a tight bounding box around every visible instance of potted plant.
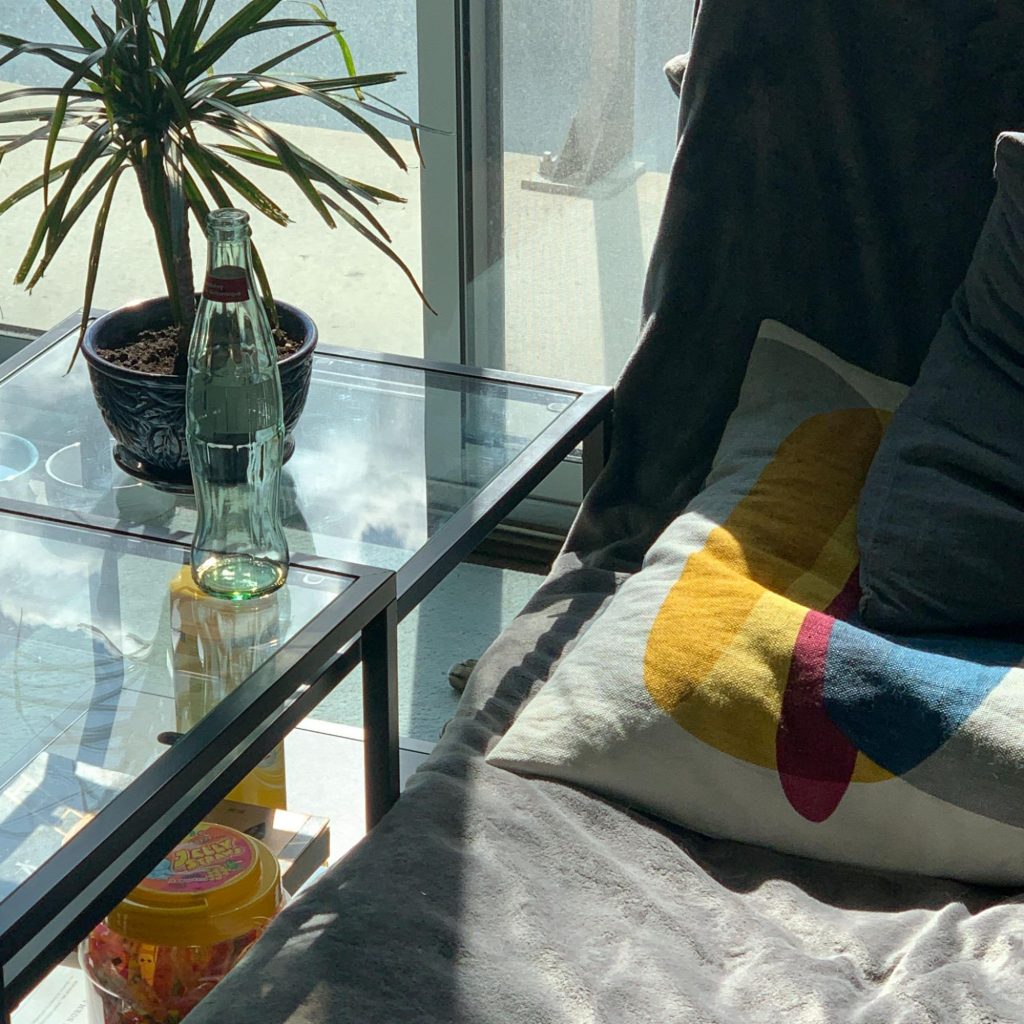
[0,0,426,487]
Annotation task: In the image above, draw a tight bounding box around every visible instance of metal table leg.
[361,599,400,828]
[582,405,614,494]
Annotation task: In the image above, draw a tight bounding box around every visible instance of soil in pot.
[98,324,302,376]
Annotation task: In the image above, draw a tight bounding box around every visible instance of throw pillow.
[489,320,1024,885]
[857,130,1024,634]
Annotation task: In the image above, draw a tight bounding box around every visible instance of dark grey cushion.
[857,131,1024,634]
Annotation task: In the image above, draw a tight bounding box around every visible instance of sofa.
[188,2,1024,1021]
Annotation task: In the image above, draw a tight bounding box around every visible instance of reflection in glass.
[169,569,291,808]
[495,1,693,383]
[0,432,38,482]
[0,338,576,571]
[0,513,347,899]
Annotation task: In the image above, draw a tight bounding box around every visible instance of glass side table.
[0,312,613,615]
[0,510,395,1020]
[0,310,613,1022]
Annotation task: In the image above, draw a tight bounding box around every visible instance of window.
[0,1,692,386]
[419,1,692,384]
[0,1,427,355]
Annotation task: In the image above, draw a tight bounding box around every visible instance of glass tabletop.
[0,324,583,575]
[0,510,352,905]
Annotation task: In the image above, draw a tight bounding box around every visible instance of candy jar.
[81,822,283,1023]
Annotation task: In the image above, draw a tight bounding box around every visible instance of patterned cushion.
[489,321,1024,884]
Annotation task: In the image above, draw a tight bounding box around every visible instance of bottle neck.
[204,233,254,304]
[207,232,252,270]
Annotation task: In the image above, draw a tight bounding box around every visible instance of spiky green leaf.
[181,135,290,226]
[0,32,90,55]
[246,28,336,77]
[186,18,337,81]
[154,0,175,39]
[364,89,428,163]
[202,96,336,226]
[212,141,405,204]
[195,72,407,170]
[199,71,399,105]
[72,162,127,360]
[17,124,111,282]
[0,86,98,103]
[164,0,203,70]
[184,0,287,78]
[306,2,362,99]
[41,25,131,203]
[27,151,128,289]
[0,114,96,157]
[44,0,100,48]
[0,101,101,128]
[193,0,219,46]
[0,40,97,77]
[334,204,433,312]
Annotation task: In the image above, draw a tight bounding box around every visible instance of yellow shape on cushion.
[643,408,890,769]
[785,506,859,610]
[673,590,805,767]
[852,751,893,783]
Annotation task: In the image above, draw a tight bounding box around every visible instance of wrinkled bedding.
[189,555,1024,1023]
[568,0,1024,571]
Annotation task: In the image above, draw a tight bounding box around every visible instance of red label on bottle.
[204,267,250,302]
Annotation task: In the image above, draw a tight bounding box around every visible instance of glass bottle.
[186,208,288,599]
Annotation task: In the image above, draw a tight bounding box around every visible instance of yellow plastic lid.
[106,822,281,947]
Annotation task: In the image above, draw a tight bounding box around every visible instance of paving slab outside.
[0,81,670,383]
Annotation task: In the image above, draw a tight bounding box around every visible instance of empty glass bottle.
[186,209,289,599]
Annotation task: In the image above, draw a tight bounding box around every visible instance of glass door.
[421,0,693,384]
[415,1,692,530]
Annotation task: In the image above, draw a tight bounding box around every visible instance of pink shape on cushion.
[776,572,861,822]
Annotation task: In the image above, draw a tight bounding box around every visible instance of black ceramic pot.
[81,295,317,490]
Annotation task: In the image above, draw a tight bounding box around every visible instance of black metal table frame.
[0,517,398,1021]
[0,311,614,1020]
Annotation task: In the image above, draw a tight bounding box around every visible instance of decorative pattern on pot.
[81,297,318,487]
[89,367,188,474]
[280,354,314,431]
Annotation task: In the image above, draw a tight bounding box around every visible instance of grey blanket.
[189,1,1024,1020]
[190,557,1024,1022]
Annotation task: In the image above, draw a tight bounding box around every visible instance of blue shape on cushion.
[821,622,1022,776]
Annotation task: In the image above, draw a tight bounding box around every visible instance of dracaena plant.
[0,0,426,363]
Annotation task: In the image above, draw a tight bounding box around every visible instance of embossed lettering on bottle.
[203,266,250,303]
